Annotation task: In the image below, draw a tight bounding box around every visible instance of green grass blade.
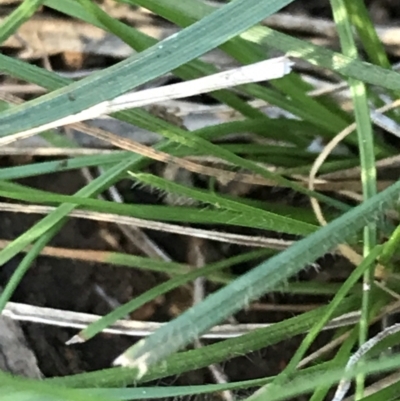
[39,0,355,207]
[45,0,265,120]
[241,26,400,93]
[345,0,391,68]
[112,181,399,377]
[0,371,107,401]
[0,0,295,138]
[0,153,127,180]
[129,172,317,234]
[0,0,43,43]
[309,330,358,401]
[78,0,337,133]
[331,0,377,395]
[0,53,342,269]
[247,353,400,401]
[0,155,143,266]
[360,379,400,401]
[43,354,400,401]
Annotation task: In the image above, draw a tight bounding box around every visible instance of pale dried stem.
[0,202,293,249]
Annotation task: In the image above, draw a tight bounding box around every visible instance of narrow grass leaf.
[129,172,317,234]
[309,331,359,401]
[0,187,316,236]
[0,0,43,43]
[331,1,377,395]
[345,0,391,69]
[242,26,400,92]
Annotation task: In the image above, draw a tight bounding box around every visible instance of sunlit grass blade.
[241,25,400,93]
[0,0,43,43]
[345,0,391,69]
[331,0,377,395]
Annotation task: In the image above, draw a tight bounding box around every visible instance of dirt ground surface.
[0,0,398,399]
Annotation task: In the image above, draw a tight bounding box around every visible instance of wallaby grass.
[1,0,400,400]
